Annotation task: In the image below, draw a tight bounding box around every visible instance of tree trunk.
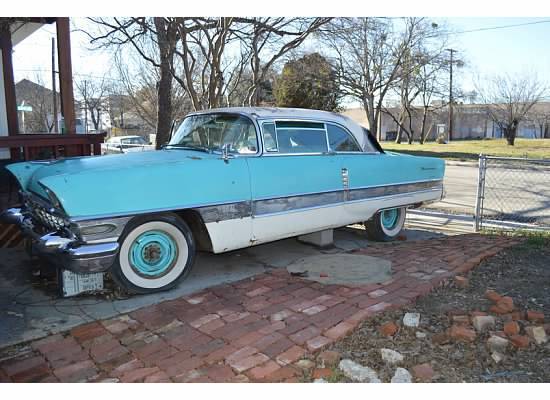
[154,18,174,149]
[419,107,428,144]
[505,120,519,146]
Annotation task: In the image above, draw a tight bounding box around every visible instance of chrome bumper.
[1,208,119,273]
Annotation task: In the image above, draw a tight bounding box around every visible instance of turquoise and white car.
[1,107,445,293]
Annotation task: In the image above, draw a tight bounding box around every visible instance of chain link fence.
[474,155,550,231]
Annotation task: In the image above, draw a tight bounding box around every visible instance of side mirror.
[221,143,233,163]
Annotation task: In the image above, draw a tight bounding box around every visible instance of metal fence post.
[474,154,487,232]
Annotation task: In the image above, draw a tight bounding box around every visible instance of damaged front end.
[1,190,119,274]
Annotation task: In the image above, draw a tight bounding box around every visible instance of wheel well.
[174,209,213,252]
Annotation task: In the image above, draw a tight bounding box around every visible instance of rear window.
[262,121,328,154]
[327,124,361,152]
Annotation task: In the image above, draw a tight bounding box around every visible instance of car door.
[246,120,344,245]
[323,122,382,223]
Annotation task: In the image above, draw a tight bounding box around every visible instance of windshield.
[122,137,147,145]
[168,113,258,154]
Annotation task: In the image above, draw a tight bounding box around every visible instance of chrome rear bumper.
[1,208,119,273]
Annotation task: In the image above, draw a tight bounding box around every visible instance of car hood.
[5,150,238,218]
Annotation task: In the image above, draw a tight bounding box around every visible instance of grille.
[24,197,68,232]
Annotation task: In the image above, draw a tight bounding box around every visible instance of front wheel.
[111,214,196,294]
[364,207,406,242]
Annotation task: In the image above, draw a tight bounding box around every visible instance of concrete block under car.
[298,229,334,248]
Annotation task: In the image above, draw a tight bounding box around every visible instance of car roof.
[188,107,369,150]
[109,135,142,140]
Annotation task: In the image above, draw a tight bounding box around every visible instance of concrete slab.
[0,225,445,348]
[286,253,392,285]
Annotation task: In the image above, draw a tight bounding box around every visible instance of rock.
[452,315,470,325]
[496,297,514,313]
[454,276,469,288]
[379,321,398,337]
[510,334,530,349]
[510,311,524,321]
[391,368,412,383]
[471,311,488,318]
[448,325,476,342]
[485,289,502,303]
[312,368,332,379]
[503,321,520,336]
[380,348,404,365]
[487,335,509,352]
[525,326,547,345]
[490,305,508,315]
[415,331,427,339]
[338,359,381,383]
[317,350,341,368]
[411,363,434,382]
[526,311,545,323]
[491,351,505,364]
[403,313,420,328]
[313,378,328,383]
[295,359,316,370]
[432,332,450,345]
[472,315,496,332]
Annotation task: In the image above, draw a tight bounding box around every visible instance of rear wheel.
[364,207,406,242]
[111,214,196,294]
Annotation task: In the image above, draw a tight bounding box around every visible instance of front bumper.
[1,208,119,273]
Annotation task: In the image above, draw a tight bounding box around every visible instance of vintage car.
[1,107,445,293]
[101,135,154,154]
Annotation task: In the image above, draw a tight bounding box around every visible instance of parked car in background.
[2,107,445,294]
[102,135,154,154]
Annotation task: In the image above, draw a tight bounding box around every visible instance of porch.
[0,17,106,210]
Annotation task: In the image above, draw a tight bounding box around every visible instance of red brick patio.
[0,234,520,383]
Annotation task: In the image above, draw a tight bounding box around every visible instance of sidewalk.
[0,233,520,383]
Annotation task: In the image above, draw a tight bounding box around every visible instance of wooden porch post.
[0,23,20,159]
[56,18,76,135]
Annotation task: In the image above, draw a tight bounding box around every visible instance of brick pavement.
[0,234,520,383]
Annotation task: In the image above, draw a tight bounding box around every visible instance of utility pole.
[83,80,88,134]
[446,48,457,142]
[51,37,59,133]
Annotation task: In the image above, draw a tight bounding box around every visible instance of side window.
[327,124,361,152]
[275,121,328,154]
[262,123,278,152]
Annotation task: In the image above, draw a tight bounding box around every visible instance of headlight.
[79,224,118,236]
[40,185,62,209]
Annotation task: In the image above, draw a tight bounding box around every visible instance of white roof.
[108,135,142,140]
[189,107,369,151]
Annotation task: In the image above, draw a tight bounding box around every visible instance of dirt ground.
[328,237,550,383]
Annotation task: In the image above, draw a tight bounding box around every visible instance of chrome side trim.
[254,187,443,219]
[69,179,443,223]
[197,201,252,223]
[253,191,343,216]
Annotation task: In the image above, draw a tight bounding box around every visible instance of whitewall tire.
[364,207,406,242]
[111,214,196,294]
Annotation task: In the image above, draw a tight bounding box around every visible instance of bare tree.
[528,104,550,139]
[113,50,191,133]
[85,17,179,148]
[75,76,109,131]
[321,17,440,140]
[476,73,548,145]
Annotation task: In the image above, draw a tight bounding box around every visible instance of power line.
[451,19,550,35]
[14,69,122,82]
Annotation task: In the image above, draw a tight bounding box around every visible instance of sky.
[11,17,550,102]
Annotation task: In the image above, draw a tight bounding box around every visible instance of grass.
[481,228,550,248]
[381,138,550,161]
